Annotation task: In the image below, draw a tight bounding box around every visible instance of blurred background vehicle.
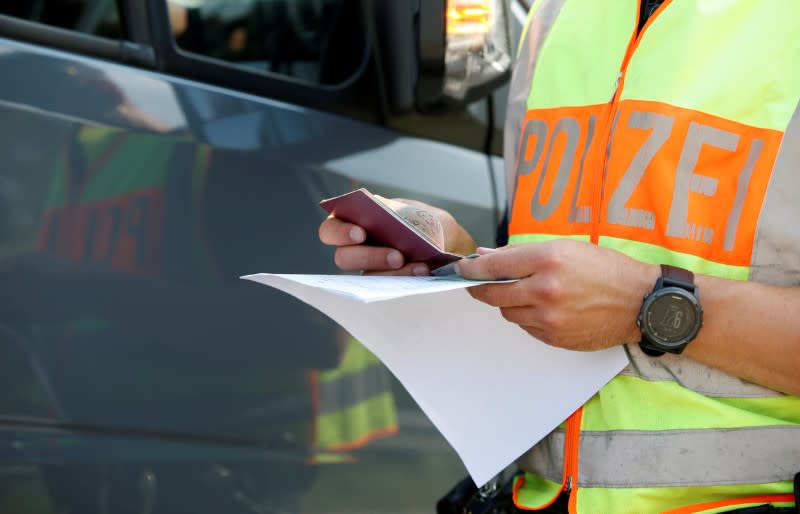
[0,1,529,512]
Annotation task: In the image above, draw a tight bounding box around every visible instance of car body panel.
[0,34,500,513]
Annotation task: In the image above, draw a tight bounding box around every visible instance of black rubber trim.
[0,14,155,67]
[120,0,152,45]
[0,415,306,460]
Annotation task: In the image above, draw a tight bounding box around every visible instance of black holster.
[436,475,522,514]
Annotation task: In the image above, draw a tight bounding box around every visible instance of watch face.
[643,289,700,347]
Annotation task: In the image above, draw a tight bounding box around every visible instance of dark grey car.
[0,1,524,512]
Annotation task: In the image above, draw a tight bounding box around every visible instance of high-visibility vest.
[311,337,398,456]
[39,127,214,279]
[39,125,397,456]
[505,1,800,512]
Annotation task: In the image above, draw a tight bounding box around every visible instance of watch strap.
[660,264,696,293]
[661,264,693,284]
[639,342,665,357]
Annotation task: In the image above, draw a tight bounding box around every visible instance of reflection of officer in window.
[167,0,361,84]
[0,56,395,513]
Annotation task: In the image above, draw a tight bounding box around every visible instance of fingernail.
[476,247,496,255]
[350,226,365,243]
[387,250,403,269]
[412,264,428,276]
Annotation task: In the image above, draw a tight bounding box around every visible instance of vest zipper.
[562,407,583,508]
[589,0,672,245]
[570,2,673,510]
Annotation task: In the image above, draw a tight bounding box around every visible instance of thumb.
[456,243,543,280]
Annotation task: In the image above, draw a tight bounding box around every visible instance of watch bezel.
[638,286,703,353]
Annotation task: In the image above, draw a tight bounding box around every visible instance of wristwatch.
[637,264,703,357]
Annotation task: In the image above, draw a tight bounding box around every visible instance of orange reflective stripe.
[509,104,609,237]
[660,493,795,514]
[602,99,782,266]
[508,99,783,268]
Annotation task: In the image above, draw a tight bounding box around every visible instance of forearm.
[680,275,800,395]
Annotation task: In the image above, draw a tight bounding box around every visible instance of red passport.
[320,189,462,269]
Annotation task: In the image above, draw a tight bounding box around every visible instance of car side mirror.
[374,0,513,114]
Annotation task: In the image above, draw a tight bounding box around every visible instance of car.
[0,1,528,512]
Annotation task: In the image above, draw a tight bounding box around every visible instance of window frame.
[0,11,154,67]
[145,0,375,112]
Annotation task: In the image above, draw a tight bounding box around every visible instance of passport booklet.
[320,188,462,269]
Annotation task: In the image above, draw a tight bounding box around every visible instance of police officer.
[319,1,800,512]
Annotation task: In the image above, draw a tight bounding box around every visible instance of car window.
[0,0,122,39]
[167,0,362,85]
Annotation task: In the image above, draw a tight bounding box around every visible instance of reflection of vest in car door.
[38,127,213,279]
[504,1,800,513]
[38,125,397,455]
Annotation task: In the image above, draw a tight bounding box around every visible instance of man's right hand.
[318,215,430,276]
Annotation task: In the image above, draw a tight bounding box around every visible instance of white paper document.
[242,273,629,486]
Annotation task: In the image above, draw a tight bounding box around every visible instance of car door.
[0,1,526,513]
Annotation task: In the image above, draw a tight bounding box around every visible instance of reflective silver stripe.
[318,362,391,415]
[623,344,784,398]
[516,429,565,483]
[504,0,567,213]
[517,426,800,487]
[578,426,800,487]
[751,101,800,286]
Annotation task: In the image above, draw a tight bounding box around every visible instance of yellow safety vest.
[505,1,800,512]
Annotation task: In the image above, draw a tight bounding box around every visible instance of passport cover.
[320,189,462,269]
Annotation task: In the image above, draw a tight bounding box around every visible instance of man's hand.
[318,214,428,276]
[457,240,659,351]
[318,198,477,276]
